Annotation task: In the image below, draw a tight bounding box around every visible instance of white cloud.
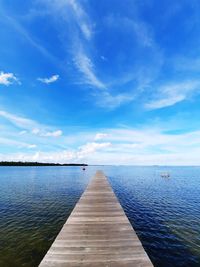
[31,128,62,137]
[146,80,200,109]
[96,91,134,109]
[32,128,40,135]
[27,144,37,149]
[2,148,200,165]
[0,71,20,86]
[146,94,185,110]
[94,133,108,141]
[74,50,106,89]
[101,56,107,61]
[37,0,105,91]
[4,109,200,165]
[32,1,98,89]
[0,141,111,163]
[38,0,92,40]
[67,0,92,40]
[0,137,37,149]
[90,128,200,165]
[106,15,153,48]
[41,130,63,137]
[0,110,37,129]
[3,126,200,165]
[38,74,59,84]
[19,130,27,135]
[0,110,62,138]
[77,142,111,159]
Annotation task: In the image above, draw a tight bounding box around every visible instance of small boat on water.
[160,172,170,178]
[82,167,86,171]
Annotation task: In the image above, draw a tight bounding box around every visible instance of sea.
[1,166,200,267]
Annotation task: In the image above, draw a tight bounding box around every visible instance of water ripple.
[1,166,200,267]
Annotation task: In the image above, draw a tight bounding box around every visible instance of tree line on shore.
[0,161,88,166]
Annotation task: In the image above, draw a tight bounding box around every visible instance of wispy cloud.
[0,137,36,149]
[74,49,106,89]
[146,95,185,110]
[95,91,134,109]
[67,0,92,40]
[0,110,38,129]
[77,142,111,159]
[174,57,200,72]
[37,74,59,84]
[2,12,60,68]
[36,0,104,90]
[105,15,153,48]
[41,130,62,137]
[94,133,108,141]
[19,130,27,135]
[27,144,37,149]
[41,0,93,40]
[32,128,62,137]
[32,0,162,109]
[145,81,200,110]
[0,71,20,86]
[0,110,62,137]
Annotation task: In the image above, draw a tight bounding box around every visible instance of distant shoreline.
[0,162,88,167]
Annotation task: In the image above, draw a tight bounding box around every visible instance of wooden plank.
[39,171,153,267]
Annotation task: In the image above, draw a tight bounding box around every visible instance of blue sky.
[1,0,200,165]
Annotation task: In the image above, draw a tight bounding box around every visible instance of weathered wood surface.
[39,171,153,267]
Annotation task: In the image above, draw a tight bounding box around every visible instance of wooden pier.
[39,171,153,267]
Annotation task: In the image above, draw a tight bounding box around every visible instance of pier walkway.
[39,171,153,267]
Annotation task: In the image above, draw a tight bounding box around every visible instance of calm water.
[1,166,200,267]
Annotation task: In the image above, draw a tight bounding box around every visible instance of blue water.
[0,166,200,267]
